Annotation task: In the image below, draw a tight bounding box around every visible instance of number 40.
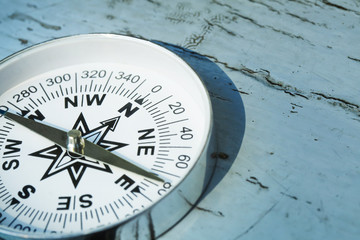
[180,127,193,140]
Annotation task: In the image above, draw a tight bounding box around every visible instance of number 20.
[169,102,185,114]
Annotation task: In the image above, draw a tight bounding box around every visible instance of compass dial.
[0,35,214,239]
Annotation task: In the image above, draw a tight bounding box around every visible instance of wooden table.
[0,1,359,239]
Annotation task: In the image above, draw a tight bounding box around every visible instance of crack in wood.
[186,19,235,48]
[240,67,309,99]
[348,56,360,63]
[233,89,250,95]
[201,53,360,116]
[147,212,156,240]
[250,0,328,28]
[182,12,240,48]
[211,0,234,10]
[8,12,61,31]
[286,12,316,25]
[183,18,214,49]
[134,219,139,240]
[213,0,314,45]
[285,12,328,28]
[211,152,230,159]
[322,0,360,15]
[146,0,161,7]
[184,33,206,49]
[268,0,285,5]
[246,176,269,189]
[179,190,225,217]
[227,10,265,29]
[311,92,360,109]
[248,0,281,14]
[202,54,241,71]
[204,18,237,37]
[267,25,310,43]
[234,201,279,239]
[209,91,232,102]
[243,67,359,114]
[291,103,303,108]
[280,191,298,200]
[18,38,29,45]
[288,0,314,7]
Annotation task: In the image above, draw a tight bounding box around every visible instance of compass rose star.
[30,113,128,188]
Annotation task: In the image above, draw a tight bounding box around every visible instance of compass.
[0,34,215,239]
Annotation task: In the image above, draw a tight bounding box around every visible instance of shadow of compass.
[152,41,246,197]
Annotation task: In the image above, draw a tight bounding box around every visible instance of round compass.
[0,34,215,239]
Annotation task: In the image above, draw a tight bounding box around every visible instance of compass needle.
[0,34,214,239]
[0,110,164,182]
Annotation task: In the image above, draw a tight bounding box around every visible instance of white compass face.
[0,36,212,237]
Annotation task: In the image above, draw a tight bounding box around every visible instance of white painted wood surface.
[0,0,359,239]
